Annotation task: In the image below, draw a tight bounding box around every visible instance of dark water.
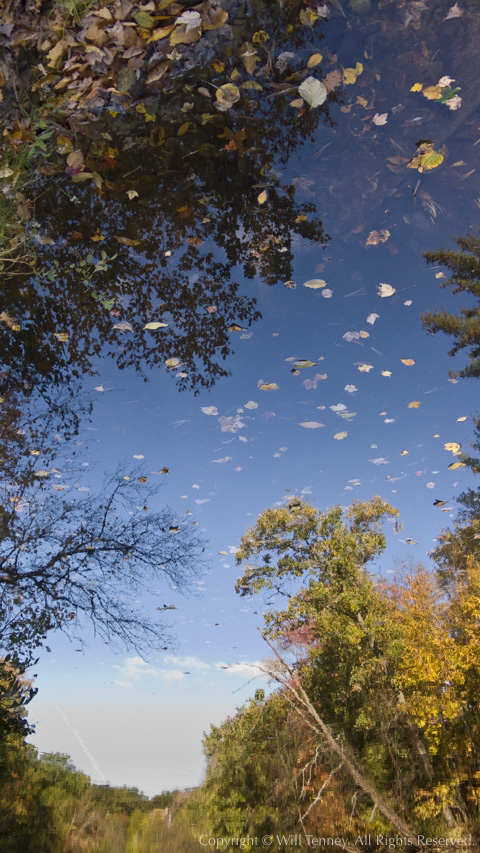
[2,0,480,798]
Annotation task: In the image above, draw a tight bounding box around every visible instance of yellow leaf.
[410,82,423,92]
[343,62,363,85]
[422,85,443,100]
[257,189,267,204]
[258,383,279,391]
[144,322,169,330]
[252,30,269,44]
[215,83,240,111]
[56,135,73,154]
[307,53,323,68]
[448,461,465,470]
[177,122,196,135]
[401,359,416,366]
[444,442,461,453]
[299,8,318,25]
[54,332,69,342]
[366,229,390,245]
[147,24,175,43]
[241,80,263,91]
[408,401,421,408]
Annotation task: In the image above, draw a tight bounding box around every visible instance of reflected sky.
[4,0,479,795]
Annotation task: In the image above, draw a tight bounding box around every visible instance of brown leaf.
[114,236,141,246]
[201,2,228,30]
[169,21,202,46]
[323,69,342,91]
[46,39,68,69]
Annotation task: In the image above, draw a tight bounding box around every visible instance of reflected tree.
[0,467,204,665]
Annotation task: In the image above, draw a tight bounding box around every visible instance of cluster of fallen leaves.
[1,1,229,115]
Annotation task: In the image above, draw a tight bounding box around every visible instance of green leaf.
[134,11,155,28]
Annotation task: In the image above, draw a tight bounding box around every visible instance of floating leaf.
[303,278,327,289]
[215,83,241,112]
[307,53,323,68]
[408,401,421,408]
[334,431,348,440]
[294,360,317,369]
[377,283,396,298]
[408,142,444,172]
[358,363,373,372]
[323,69,343,91]
[134,11,155,28]
[258,383,279,391]
[410,83,423,92]
[165,357,181,369]
[404,538,417,545]
[322,289,333,298]
[422,85,443,100]
[381,370,392,377]
[201,406,218,416]
[299,421,324,429]
[114,236,141,247]
[448,461,465,470]
[343,62,363,85]
[367,313,379,325]
[113,322,133,332]
[443,3,463,20]
[54,332,69,342]
[444,442,461,453]
[257,189,268,204]
[372,113,388,125]
[367,229,390,245]
[244,401,258,409]
[298,77,327,108]
[299,8,319,26]
[401,358,416,366]
[144,322,168,330]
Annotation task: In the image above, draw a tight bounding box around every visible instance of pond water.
[4,0,480,796]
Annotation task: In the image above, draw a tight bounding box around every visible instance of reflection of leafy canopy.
[0,0,335,403]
